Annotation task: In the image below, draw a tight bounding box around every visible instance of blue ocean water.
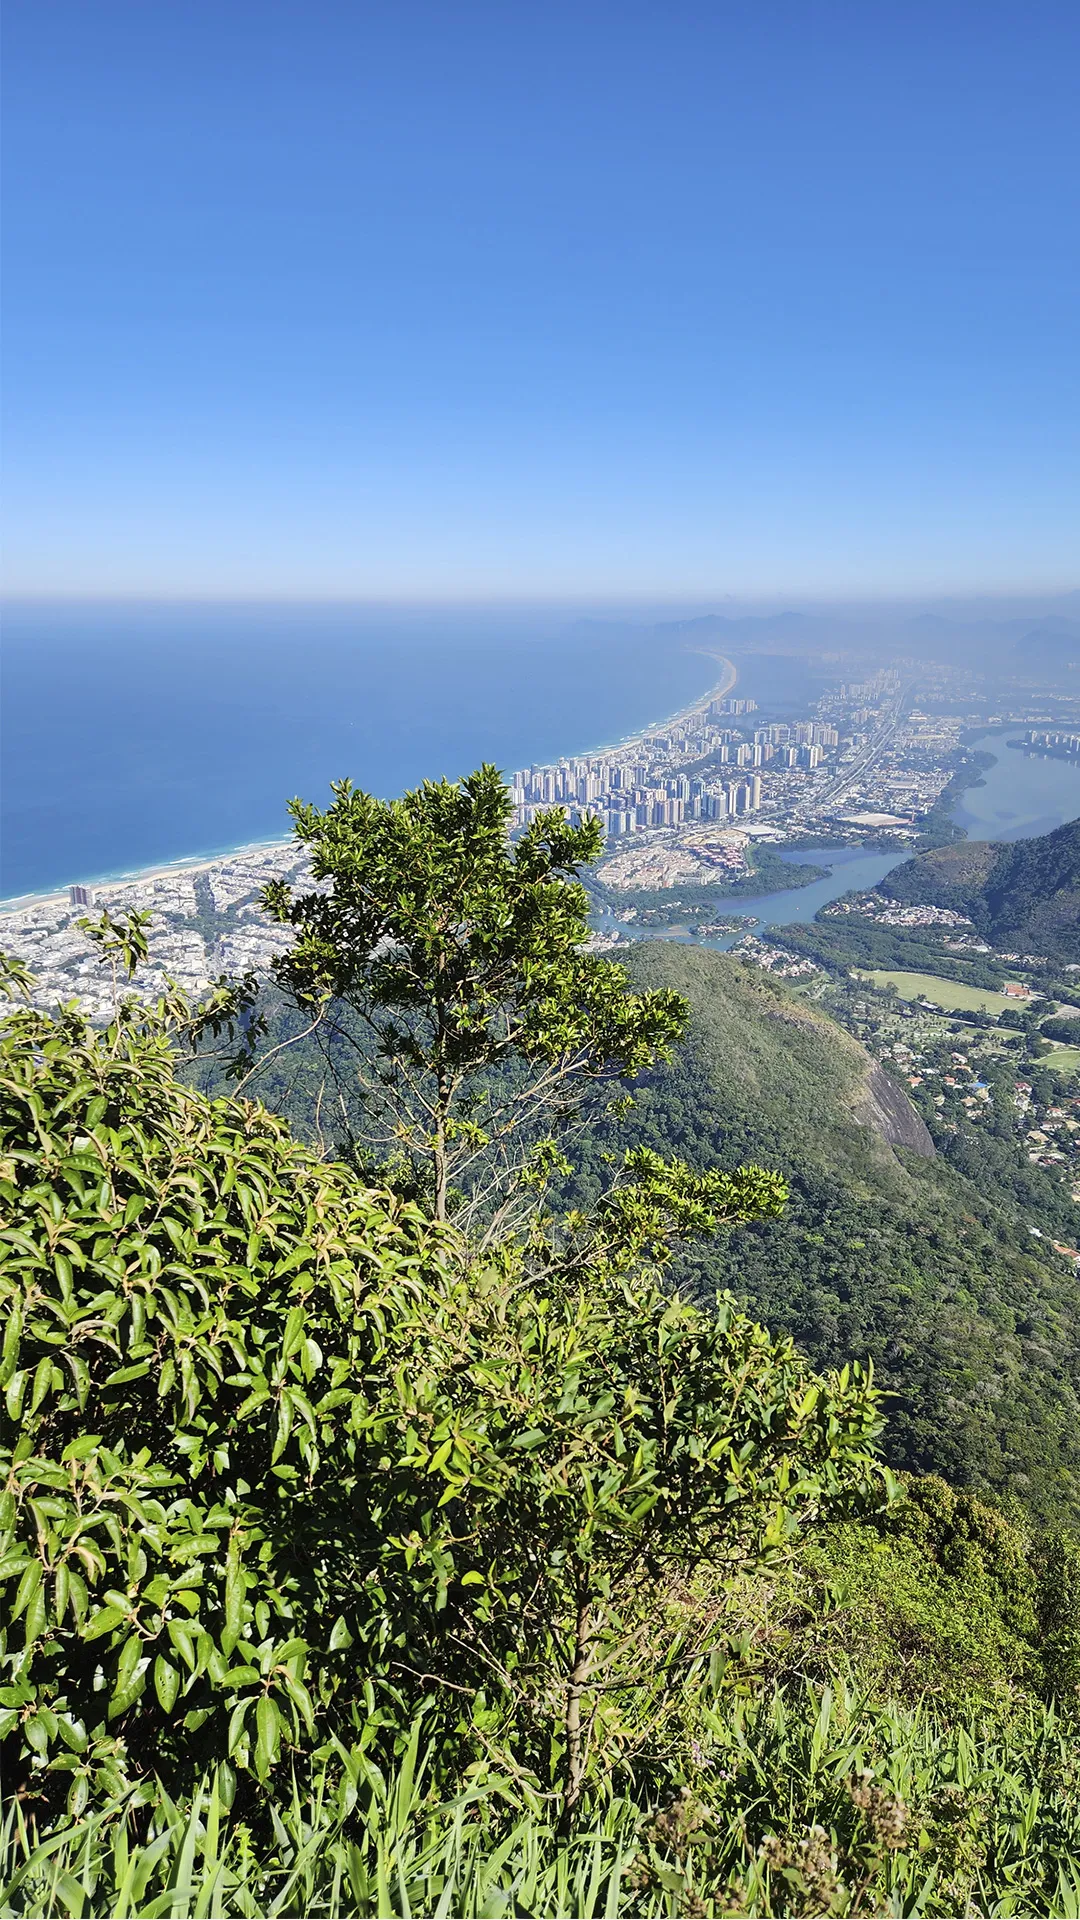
[3,602,817,900]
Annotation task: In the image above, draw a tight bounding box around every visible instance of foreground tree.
[259,765,688,1224]
[0,970,888,1825]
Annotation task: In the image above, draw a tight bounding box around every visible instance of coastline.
[1,650,737,915]
[0,832,294,916]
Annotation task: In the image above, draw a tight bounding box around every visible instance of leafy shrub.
[1,993,888,1826]
[0,994,449,1812]
[744,1475,1080,1717]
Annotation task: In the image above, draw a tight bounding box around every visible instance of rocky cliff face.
[855,1061,936,1158]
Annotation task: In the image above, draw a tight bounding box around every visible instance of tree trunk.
[561,1598,592,1831]
[433,1118,447,1222]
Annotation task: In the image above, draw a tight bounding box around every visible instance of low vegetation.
[855,969,1024,1015]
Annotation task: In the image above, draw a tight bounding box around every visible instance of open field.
[855,969,1022,1016]
[1045,1045,1080,1079]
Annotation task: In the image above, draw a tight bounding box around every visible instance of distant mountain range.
[880,817,1080,959]
[1013,619,1080,666]
[571,600,1080,672]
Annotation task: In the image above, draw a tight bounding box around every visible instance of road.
[792,680,913,823]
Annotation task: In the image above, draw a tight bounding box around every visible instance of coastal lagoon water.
[955,729,1080,841]
[594,844,912,951]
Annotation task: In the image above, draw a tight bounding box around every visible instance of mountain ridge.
[564,942,1080,1526]
[879,816,1080,957]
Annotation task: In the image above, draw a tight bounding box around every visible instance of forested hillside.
[567,943,1080,1528]
[879,815,1080,956]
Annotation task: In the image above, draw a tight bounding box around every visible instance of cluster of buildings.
[0,843,306,1022]
[823,895,974,930]
[508,662,989,861]
[729,933,822,980]
[1023,728,1080,757]
[509,701,844,843]
[823,710,967,828]
[511,759,765,836]
[594,826,751,891]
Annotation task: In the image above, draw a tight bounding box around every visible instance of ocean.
[2,602,822,901]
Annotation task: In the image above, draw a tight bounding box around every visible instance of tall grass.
[3,1685,1079,1918]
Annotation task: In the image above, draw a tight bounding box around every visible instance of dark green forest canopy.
[879,816,1080,958]
[563,943,1080,1530]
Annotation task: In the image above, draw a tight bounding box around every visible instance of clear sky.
[3,0,1077,599]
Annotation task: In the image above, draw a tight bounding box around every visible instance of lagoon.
[593,844,912,951]
[956,729,1080,840]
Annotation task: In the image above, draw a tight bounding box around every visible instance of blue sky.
[3,0,1078,598]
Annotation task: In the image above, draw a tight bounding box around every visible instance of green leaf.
[154,1655,181,1713]
[83,1604,126,1641]
[255,1694,280,1777]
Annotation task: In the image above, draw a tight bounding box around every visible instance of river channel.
[594,727,1080,954]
